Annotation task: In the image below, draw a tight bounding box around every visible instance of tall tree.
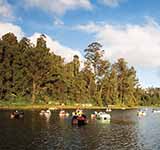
[73,55,80,77]
[0,33,148,107]
[102,65,118,105]
[84,42,110,106]
[0,33,18,100]
[113,58,139,106]
[24,35,53,103]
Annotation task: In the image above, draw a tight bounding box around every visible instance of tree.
[0,33,148,107]
[82,60,96,102]
[102,65,118,105]
[84,42,110,106]
[73,55,80,77]
[0,33,18,100]
[24,35,53,103]
[113,58,139,106]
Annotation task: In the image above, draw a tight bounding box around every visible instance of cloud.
[0,0,13,18]
[53,17,64,26]
[99,0,125,7]
[0,22,24,40]
[75,19,160,67]
[24,0,92,15]
[75,22,102,33]
[0,22,83,63]
[29,33,83,63]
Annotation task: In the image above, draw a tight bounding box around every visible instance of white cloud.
[75,22,102,33]
[0,22,24,40]
[53,17,64,26]
[0,0,13,18]
[75,19,160,67]
[29,33,83,63]
[0,22,83,63]
[99,0,125,7]
[24,0,92,15]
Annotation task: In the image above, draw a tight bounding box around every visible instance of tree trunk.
[32,79,36,103]
[97,85,103,106]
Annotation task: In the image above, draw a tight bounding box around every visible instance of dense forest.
[0,33,160,106]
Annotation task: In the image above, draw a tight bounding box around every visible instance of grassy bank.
[0,105,104,110]
[0,101,139,110]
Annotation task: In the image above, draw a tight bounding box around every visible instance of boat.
[40,109,51,118]
[96,112,111,120]
[72,114,88,125]
[152,109,160,113]
[10,110,24,119]
[59,110,69,117]
[71,109,88,125]
[106,108,112,112]
[44,109,51,118]
[39,110,45,116]
[137,110,146,116]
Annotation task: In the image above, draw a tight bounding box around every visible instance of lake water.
[0,108,160,150]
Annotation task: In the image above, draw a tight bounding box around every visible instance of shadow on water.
[0,108,160,149]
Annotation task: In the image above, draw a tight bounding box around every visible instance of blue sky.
[0,0,160,88]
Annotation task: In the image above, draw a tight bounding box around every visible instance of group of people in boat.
[91,111,111,121]
[71,109,88,125]
[10,107,112,125]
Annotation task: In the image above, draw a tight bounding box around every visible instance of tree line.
[0,33,159,106]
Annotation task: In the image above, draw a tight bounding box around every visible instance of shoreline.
[0,104,141,110]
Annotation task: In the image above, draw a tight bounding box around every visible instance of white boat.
[39,110,45,116]
[44,109,51,117]
[137,110,146,116]
[59,110,69,117]
[96,112,111,120]
[152,109,160,113]
[106,108,112,112]
[40,109,51,118]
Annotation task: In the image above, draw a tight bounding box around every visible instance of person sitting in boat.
[10,110,24,119]
[72,108,82,116]
[39,110,45,116]
[137,110,146,116]
[76,109,83,115]
[91,111,97,119]
[106,107,112,112]
[44,109,51,118]
[59,110,69,117]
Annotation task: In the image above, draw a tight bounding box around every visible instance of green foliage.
[0,33,158,106]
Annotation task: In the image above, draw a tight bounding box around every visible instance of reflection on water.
[0,108,160,150]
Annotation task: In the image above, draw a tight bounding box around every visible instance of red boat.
[71,114,88,125]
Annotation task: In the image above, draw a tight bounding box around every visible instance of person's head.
[79,110,83,116]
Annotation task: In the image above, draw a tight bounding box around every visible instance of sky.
[0,0,160,88]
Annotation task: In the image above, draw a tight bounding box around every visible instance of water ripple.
[0,109,160,150]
